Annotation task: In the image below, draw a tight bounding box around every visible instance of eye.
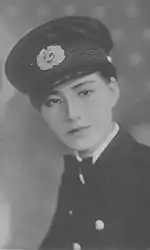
[45,98,61,107]
[78,89,94,97]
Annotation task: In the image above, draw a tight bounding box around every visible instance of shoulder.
[115,126,150,162]
[113,127,150,197]
[109,126,150,179]
[118,128,150,186]
[124,130,150,164]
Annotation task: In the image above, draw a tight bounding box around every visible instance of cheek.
[41,111,63,135]
[91,108,111,128]
[87,95,111,121]
[48,118,63,135]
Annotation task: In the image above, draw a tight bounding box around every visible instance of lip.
[68,126,91,134]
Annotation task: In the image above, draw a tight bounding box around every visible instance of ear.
[108,77,120,107]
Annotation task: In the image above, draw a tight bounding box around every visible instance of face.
[40,72,120,155]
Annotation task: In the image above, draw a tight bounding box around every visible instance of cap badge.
[36,45,65,70]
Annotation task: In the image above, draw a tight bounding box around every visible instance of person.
[5,15,150,250]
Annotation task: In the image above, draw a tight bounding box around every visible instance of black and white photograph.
[0,1,150,250]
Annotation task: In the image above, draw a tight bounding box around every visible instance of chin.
[62,140,93,152]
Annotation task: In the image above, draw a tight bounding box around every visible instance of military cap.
[5,15,117,109]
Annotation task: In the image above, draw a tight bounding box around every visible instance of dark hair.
[51,61,117,88]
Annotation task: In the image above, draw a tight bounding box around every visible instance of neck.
[77,122,115,159]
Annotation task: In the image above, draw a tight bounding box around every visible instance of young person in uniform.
[5,15,150,250]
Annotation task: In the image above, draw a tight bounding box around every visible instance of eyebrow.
[50,80,95,95]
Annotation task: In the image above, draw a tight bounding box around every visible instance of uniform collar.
[73,123,120,164]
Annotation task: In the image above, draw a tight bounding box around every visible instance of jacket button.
[73,242,81,250]
[95,220,104,231]
[69,210,73,215]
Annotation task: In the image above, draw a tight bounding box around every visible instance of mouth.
[68,126,91,134]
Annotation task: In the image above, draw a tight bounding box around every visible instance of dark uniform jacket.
[39,128,150,250]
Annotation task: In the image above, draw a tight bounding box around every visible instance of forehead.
[50,72,103,95]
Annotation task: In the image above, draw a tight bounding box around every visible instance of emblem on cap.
[36,45,65,70]
[95,220,104,231]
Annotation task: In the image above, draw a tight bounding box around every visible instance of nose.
[66,98,82,121]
